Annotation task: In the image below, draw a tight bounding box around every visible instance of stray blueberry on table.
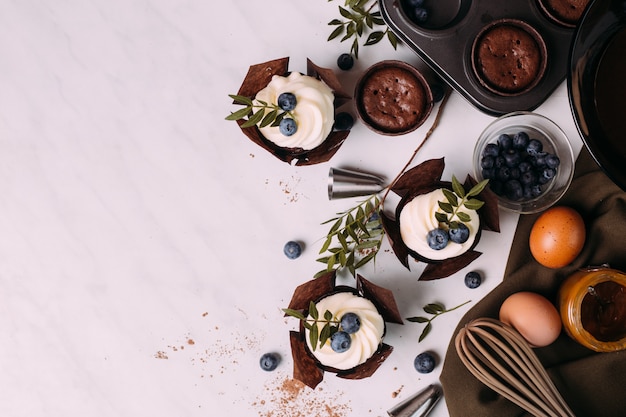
[340,312,361,334]
[414,351,436,374]
[277,92,297,111]
[333,112,354,131]
[448,223,470,244]
[283,241,302,259]
[330,331,352,353]
[259,352,281,371]
[427,228,449,250]
[279,118,297,136]
[337,53,354,71]
[464,271,482,289]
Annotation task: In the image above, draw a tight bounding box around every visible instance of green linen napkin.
[440,147,626,417]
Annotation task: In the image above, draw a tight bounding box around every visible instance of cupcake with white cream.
[284,272,402,389]
[228,57,351,166]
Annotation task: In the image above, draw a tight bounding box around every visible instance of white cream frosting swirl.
[254,72,334,150]
[399,188,480,261]
[305,292,384,370]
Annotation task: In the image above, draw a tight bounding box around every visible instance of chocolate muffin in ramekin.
[471,19,547,96]
[355,60,433,135]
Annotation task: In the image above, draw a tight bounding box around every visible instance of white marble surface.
[0,1,583,416]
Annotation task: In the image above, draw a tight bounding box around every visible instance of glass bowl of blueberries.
[473,111,575,214]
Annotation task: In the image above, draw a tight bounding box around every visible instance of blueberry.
[448,223,470,244]
[414,352,436,374]
[494,155,506,168]
[526,139,543,155]
[283,241,302,259]
[513,131,530,150]
[330,331,352,353]
[496,166,511,182]
[427,228,449,250]
[504,180,523,201]
[482,167,496,180]
[337,53,354,71]
[509,166,521,180]
[279,118,297,136]
[520,170,538,186]
[412,7,428,22]
[340,312,361,334]
[538,167,556,184]
[333,112,354,131]
[497,134,513,150]
[529,184,543,197]
[503,149,522,168]
[259,352,281,371]
[545,154,560,169]
[277,92,297,111]
[518,161,532,173]
[532,152,548,168]
[464,271,482,289]
[482,143,500,158]
[481,156,495,169]
[430,83,445,102]
[405,0,424,7]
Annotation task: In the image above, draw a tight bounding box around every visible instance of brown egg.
[529,206,585,269]
[499,291,562,347]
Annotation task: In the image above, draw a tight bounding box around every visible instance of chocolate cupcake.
[355,60,433,135]
[230,57,351,166]
[472,20,547,96]
[381,158,500,280]
[537,0,590,27]
[284,272,402,389]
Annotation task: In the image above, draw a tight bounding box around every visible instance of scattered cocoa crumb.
[392,385,404,398]
[202,312,208,317]
[154,351,169,360]
[279,176,302,203]
[253,376,352,417]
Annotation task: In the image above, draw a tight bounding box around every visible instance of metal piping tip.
[328,167,385,200]
[387,384,442,417]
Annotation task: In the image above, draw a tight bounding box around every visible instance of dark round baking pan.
[568,0,626,191]
[380,0,577,115]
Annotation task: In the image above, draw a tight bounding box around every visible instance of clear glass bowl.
[472,111,575,214]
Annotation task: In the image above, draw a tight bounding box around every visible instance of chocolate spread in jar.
[581,281,626,342]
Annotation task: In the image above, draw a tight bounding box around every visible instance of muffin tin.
[379,0,576,115]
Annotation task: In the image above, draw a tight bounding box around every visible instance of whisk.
[455,318,576,417]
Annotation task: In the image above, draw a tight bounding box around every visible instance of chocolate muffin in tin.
[537,0,591,28]
[471,19,548,97]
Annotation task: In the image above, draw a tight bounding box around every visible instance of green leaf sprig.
[225,94,293,129]
[327,0,399,59]
[315,195,384,278]
[435,176,489,228]
[406,300,471,342]
[283,301,340,351]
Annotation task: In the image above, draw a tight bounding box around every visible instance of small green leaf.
[328,18,343,25]
[468,179,489,197]
[225,105,253,121]
[435,212,448,223]
[228,94,253,105]
[310,323,319,351]
[259,109,278,128]
[438,201,454,214]
[319,236,332,254]
[309,301,319,320]
[406,316,429,323]
[423,303,445,314]
[319,323,331,346]
[364,31,384,46]
[282,308,306,320]
[464,198,485,211]
[452,176,466,198]
[328,24,344,41]
[419,322,432,342]
[457,211,471,222]
[324,310,333,321]
[240,108,264,128]
[442,188,458,207]
[339,5,352,19]
[387,30,399,49]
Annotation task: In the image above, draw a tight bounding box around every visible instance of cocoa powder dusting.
[252,376,352,417]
